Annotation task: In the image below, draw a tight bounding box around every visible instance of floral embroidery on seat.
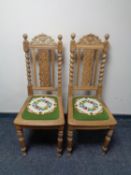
[28,97,57,115]
[74,97,103,115]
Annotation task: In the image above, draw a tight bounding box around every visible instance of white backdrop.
[0,0,131,114]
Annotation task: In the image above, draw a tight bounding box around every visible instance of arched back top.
[78,34,102,44]
[23,33,63,96]
[30,34,57,48]
[69,33,110,98]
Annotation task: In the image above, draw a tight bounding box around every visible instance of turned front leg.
[102,128,114,153]
[16,126,27,156]
[57,126,64,157]
[67,127,73,155]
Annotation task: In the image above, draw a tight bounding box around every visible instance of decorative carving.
[57,35,63,96]
[39,50,50,86]
[51,50,55,86]
[25,53,32,86]
[16,126,27,156]
[97,34,109,97]
[57,126,64,157]
[82,49,94,86]
[23,34,33,95]
[15,33,65,156]
[30,34,56,46]
[91,50,99,86]
[67,127,73,155]
[23,34,29,52]
[98,57,106,84]
[78,34,102,45]
[102,129,114,152]
[69,33,76,85]
[76,49,81,86]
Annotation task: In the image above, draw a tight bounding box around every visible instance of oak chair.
[67,33,117,154]
[14,33,65,156]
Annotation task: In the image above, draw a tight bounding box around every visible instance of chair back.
[68,33,109,98]
[23,34,63,96]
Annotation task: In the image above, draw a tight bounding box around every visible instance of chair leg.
[57,126,64,157]
[102,128,114,153]
[16,126,27,156]
[67,126,73,155]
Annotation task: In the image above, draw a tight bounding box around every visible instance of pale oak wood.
[91,50,99,86]
[73,86,97,91]
[31,49,37,86]
[39,49,50,87]
[102,129,114,152]
[14,34,65,156]
[23,34,33,96]
[67,33,117,154]
[16,126,27,156]
[57,126,64,157]
[51,49,55,87]
[77,44,104,49]
[76,49,81,86]
[82,49,94,86]
[57,35,63,96]
[30,45,56,49]
[32,86,56,91]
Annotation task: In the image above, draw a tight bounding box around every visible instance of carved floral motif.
[30,34,56,46]
[78,34,101,45]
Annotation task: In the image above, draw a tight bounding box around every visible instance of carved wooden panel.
[69,33,109,99]
[78,34,101,45]
[30,34,56,46]
[50,50,55,87]
[81,49,94,86]
[38,50,50,87]
[90,50,99,86]
[22,33,63,95]
[76,49,81,86]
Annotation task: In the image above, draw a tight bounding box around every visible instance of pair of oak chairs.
[14,33,117,156]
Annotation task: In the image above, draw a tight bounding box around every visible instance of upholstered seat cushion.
[22,96,59,120]
[73,96,109,121]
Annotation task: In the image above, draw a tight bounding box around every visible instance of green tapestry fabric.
[73,96,109,121]
[22,96,59,120]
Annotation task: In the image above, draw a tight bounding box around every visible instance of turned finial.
[23,33,29,52]
[71,33,76,40]
[57,34,63,53]
[58,34,62,41]
[104,33,110,40]
[23,33,28,40]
